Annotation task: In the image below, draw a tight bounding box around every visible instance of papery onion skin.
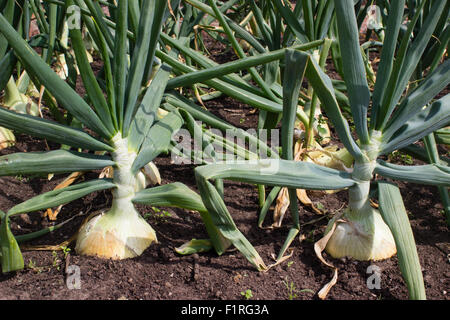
[325,204,397,261]
[75,206,157,259]
[75,133,157,259]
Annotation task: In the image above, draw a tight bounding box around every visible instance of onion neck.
[112,133,136,186]
[110,133,145,204]
[348,161,375,214]
[105,133,148,221]
[348,180,371,214]
[348,132,381,213]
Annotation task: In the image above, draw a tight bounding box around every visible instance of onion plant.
[0,0,221,273]
[194,0,449,299]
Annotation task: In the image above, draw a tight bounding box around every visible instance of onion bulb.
[75,199,157,259]
[75,133,157,259]
[325,203,397,261]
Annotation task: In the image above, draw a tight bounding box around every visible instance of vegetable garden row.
[0,0,448,300]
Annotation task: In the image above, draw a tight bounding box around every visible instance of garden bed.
[0,24,449,301]
[0,107,448,300]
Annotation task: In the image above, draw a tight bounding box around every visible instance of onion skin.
[75,207,157,259]
[325,205,397,261]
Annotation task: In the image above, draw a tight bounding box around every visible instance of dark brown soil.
[0,22,449,302]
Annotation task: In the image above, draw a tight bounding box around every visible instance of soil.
[0,25,449,302]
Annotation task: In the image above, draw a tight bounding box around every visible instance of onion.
[325,203,397,261]
[75,133,157,259]
[325,163,396,261]
[75,199,157,259]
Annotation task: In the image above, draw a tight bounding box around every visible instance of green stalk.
[122,0,167,136]
[83,0,114,51]
[93,19,118,131]
[32,0,49,34]
[127,0,140,36]
[423,134,450,225]
[44,3,57,64]
[166,40,324,90]
[201,129,259,161]
[185,0,266,53]
[257,185,265,208]
[66,0,115,134]
[113,0,128,132]
[207,0,281,103]
[304,39,332,149]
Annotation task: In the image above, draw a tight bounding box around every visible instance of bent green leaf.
[0,150,115,176]
[378,181,426,300]
[8,179,116,216]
